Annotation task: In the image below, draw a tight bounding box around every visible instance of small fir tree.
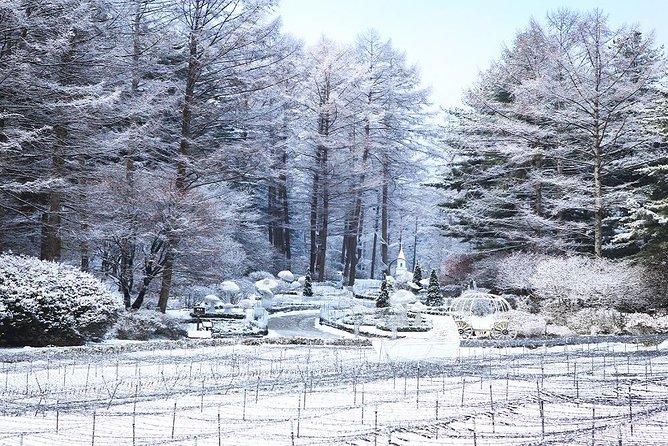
[426,269,443,306]
[303,269,313,297]
[412,262,423,291]
[376,279,390,308]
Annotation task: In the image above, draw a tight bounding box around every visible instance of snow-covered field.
[1,339,668,445]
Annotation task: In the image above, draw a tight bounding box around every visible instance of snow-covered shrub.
[623,313,668,335]
[496,252,545,293]
[277,270,294,282]
[247,271,275,282]
[566,308,625,335]
[218,281,241,303]
[508,310,547,337]
[545,324,576,337]
[0,254,119,346]
[113,310,186,340]
[499,254,652,314]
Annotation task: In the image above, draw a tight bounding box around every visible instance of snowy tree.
[440,10,664,257]
[303,268,313,297]
[426,269,443,306]
[376,278,390,308]
[412,261,423,290]
[0,0,119,262]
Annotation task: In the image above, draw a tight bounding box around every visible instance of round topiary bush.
[113,310,187,340]
[0,254,120,347]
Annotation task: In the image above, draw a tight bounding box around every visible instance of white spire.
[395,244,407,277]
[397,246,406,260]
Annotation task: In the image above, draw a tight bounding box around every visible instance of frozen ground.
[1,336,668,445]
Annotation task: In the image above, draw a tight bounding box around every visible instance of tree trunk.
[534,156,543,216]
[381,163,390,275]
[593,146,603,257]
[40,124,66,261]
[411,216,418,271]
[157,240,175,313]
[344,115,372,286]
[309,150,320,275]
[158,16,199,312]
[316,139,329,281]
[279,174,291,268]
[592,28,603,258]
[370,196,380,279]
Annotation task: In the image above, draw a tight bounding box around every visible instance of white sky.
[277,0,668,108]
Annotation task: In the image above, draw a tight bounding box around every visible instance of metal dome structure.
[448,291,516,339]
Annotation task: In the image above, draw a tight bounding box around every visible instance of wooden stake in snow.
[255,376,260,404]
[374,406,378,446]
[218,407,221,446]
[243,388,247,421]
[538,382,544,440]
[56,400,59,433]
[416,363,420,409]
[490,383,495,433]
[473,417,477,446]
[461,377,465,407]
[85,364,90,394]
[172,401,177,439]
[200,379,205,413]
[91,410,96,446]
[591,406,595,446]
[628,386,634,435]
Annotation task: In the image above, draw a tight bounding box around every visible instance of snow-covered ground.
[1,337,668,445]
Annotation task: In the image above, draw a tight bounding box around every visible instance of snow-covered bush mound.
[508,310,547,337]
[277,270,294,282]
[247,271,275,282]
[113,310,187,341]
[0,254,119,346]
[623,313,668,335]
[566,308,624,335]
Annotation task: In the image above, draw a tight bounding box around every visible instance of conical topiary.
[303,268,313,297]
[376,279,390,308]
[426,269,443,306]
[412,262,423,292]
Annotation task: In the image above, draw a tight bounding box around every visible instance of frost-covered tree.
[376,278,390,308]
[440,10,664,257]
[412,262,423,289]
[302,268,313,297]
[426,269,443,306]
[0,0,118,262]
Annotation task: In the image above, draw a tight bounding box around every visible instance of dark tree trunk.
[316,140,329,282]
[40,124,66,262]
[381,163,389,275]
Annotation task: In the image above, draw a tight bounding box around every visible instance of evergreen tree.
[303,269,313,297]
[412,262,423,289]
[426,270,443,306]
[376,279,390,308]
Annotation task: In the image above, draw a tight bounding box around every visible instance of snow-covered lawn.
[1,338,668,445]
